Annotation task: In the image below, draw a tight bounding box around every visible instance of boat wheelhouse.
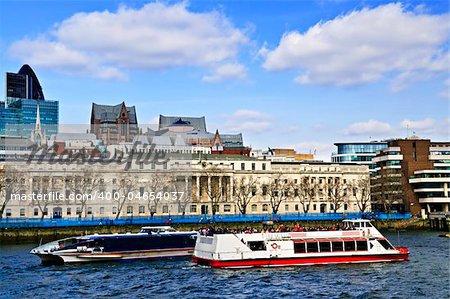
[31,226,197,265]
[193,220,409,268]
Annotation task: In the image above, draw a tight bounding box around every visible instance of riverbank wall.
[0,218,431,245]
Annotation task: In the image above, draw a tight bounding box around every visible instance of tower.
[31,101,46,146]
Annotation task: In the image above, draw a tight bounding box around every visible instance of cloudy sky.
[0,0,448,160]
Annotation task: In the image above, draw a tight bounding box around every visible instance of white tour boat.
[193,219,409,268]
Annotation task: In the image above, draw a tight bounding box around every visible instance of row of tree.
[0,164,403,219]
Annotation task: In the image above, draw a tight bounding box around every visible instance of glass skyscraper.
[1,65,59,138]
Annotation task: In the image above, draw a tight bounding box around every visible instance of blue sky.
[0,0,449,160]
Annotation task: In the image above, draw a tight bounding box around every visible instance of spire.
[35,101,41,132]
[31,101,46,146]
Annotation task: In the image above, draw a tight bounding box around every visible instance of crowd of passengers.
[199,223,356,236]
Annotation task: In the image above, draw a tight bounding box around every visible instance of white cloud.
[401,118,435,131]
[261,3,449,89]
[9,2,248,81]
[223,109,272,133]
[202,63,247,83]
[344,119,392,136]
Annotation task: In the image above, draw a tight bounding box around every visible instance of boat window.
[306,242,319,253]
[344,241,356,251]
[319,242,331,252]
[248,241,266,251]
[356,241,368,251]
[378,239,395,250]
[58,238,80,248]
[353,222,360,228]
[294,242,306,253]
[332,241,343,251]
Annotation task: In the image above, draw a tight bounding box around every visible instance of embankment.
[0,218,431,245]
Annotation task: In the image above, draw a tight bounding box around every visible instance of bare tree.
[376,171,404,212]
[266,174,292,214]
[294,176,318,213]
[65,170,101,218]
[146,172,169,216]
[233,176,258,215]
[350,176,371,213]
[326,177,347,213]
[202,164,225,215]
[115,175,139,219]
[169,173,191,215]
[31,175,54,220]
[0,165,23,218]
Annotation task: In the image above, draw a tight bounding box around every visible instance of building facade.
[371,138,450,216]
[332,142,387,173]
[1,155,369,219]
[90,102,138,145]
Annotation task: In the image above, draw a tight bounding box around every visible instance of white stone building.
[1,154,370,219]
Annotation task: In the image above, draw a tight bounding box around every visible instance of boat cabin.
[342,219,375,230]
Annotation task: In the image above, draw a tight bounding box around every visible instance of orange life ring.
[271,243,278,249]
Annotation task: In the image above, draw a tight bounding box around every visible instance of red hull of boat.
[193,251,409,268]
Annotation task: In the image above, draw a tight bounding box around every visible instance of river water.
[0,231,448,299]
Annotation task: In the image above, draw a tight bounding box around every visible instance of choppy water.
[0,231,449,299]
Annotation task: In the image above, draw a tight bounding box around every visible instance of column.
[196,176,200,201]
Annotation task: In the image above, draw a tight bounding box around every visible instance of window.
[140,187,145,196]
[307,242,319,253]
[262,163,266,171]
[127,206,133,214]
[295,204,299,212]
[99,207,105,215]
[67,207,72,216]
[190,205,197,213]
[262,204,268,212]
[344,203,348,211]
[356,241,368,251]
[112,207,117,215]
[252,163,256,171]
[139,162,143,170]
[319,242,331,252]
[378,239,395,250]
[162,205,168,213]
[294,242,306,253]
[313,204,317,211]
[34,208,39,216]
[251,188,257,196]
[43,208,48,216]
[138,206,145,214]
[87,207,92,215]
[241,163,245,170]
[20,208,25,217]
[344,241,356,251]
[262,186,267,196]
[5,209,12,217]
[248,241,266,251]
[285,204,289,212]
[251,204,257,212]
[332,241,343,251]
[163,162,167,170]
[224,204,231,212]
